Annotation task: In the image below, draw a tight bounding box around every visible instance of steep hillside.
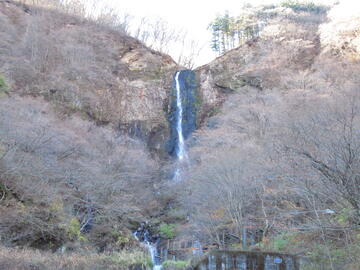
[0,0,224,255]
[175,2,360,269]
[0,0,184,253]
[320,0,360,58]
[1,0,360,269]
[0,0,181,155]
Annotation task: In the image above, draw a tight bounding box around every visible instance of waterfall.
[175,71,186,161]
[167,69,196,160]
[145,241,162,270]
[173,71,187,181]
[169,70,197,181]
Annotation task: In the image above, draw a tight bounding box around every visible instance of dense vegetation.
[1,0,360,270]
[0,247,152,270]
[185,1,360,269]
[0,0,166,264]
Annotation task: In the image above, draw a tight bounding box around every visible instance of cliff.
[0,0,181,156]
[195,4,324,97]
[0,0,183,251]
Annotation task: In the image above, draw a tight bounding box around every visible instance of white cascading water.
[173,71,187,181]
[134,230,162,270]
[175,71,186,161]
[147,242,162,270]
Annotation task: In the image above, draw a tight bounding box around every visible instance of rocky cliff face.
[0,1,226,157]
[195,6,325,106]
[196,2,360,108]
[0,0,181,156]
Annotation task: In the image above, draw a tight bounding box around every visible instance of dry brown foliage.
[179,5,360,267]
[0,245,151,270]
[0,0,176,128]
[0,97,159,249]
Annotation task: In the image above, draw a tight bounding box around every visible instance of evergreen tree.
[208,10,259,55]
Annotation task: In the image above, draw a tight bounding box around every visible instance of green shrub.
[281,0,329,14]
[159,223,176,239]
[334,207,354,225]
[0,75,8,96]
[162,260,189,270]
[302,238,360,269]
[113,232,131,247]
[273,237,288,251]
[66,218,87,242]
[272,232,298,251]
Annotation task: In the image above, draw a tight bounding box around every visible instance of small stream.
[134,224,162,270]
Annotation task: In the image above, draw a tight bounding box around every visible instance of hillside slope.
[176,3,360,268]
[0,0,181,155]
[0,0,183,252]
[1,0,360,269]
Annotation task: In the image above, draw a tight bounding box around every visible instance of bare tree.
[185,146,267,247]
[284,89,360,224]
[132,17,202,68]
[0,97,159,248]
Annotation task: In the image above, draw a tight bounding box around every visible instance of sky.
[95,0,337,67]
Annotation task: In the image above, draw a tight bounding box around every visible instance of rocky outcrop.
[0,1,230,157]
[195,6,326,118]
[0,0,180,156]
[115,47,178,156]
[319,1,360,58]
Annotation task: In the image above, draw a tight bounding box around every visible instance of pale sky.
[93,0,338,67]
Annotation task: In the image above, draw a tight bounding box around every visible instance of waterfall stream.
[145,240,162,270]
[134,225,162,270]
[134,70,197,269]
[173,71,187,181]
[171,70,197,181]
[174,71,186,161]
